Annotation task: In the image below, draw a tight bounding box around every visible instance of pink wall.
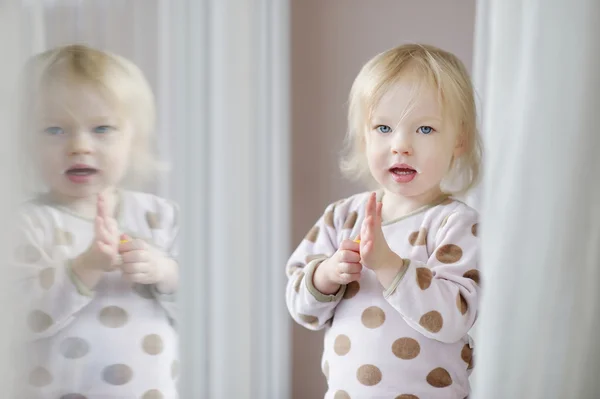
[290,1,477,397]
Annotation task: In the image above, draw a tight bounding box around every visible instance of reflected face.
[365,77,463,202]
[32,82,133,201]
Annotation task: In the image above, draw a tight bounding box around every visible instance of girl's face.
[32,82,134,202]
[364,77,464,204]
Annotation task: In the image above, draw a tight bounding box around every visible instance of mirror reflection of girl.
[13,44,180,398]
[286,44,482,398]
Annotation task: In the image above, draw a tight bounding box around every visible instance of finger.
[98,223,114,246]
[339,239,360,252]
[338,262,362,274]
[121,249,149,264]
[338,272,361,284]
[120,234,131,244]
[105,217,119,237]
[366,192,377,217]
[119,238,146,254]
[97,193,106,219]
[338,249,361,263]
[96,241,114,257]
[94,216,104,238]
[376,201,383,221]
[122,272,150,284]
[120,261,149,274]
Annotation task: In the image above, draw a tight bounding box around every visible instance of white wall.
[290,1,477,397]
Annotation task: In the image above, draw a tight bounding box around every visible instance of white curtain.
[8,1,292,398]
[472,0,600,398]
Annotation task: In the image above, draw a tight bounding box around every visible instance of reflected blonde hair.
[340,43,482,194]
[18,44,163,190]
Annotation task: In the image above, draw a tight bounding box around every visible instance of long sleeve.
[285,200,353,330]
[12,213,94,341]
[384,207,480,343]
[148,200,180,323]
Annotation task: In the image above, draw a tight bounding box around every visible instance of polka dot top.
[286,192,479,399]
[11,190,179,399]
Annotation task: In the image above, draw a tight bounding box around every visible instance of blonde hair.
[18,44,163,190]
[340,43,482,195]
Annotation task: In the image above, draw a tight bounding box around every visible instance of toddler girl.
[13,44,180,398]
[286,43,482,399]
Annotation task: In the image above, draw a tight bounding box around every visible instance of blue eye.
[376,125,392,134]
[93,125,113,134]
[94,125,113,134]
[44,126,64,135]
[418,126,434,134]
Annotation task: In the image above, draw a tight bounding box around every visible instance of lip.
[64,163,99,184]
[389,163,417,183]
[389,163,416,171]
[65,163,96,173]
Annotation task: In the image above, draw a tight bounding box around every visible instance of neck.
[47,187,120,219]
[381,186,446,222]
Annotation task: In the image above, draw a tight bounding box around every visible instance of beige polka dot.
[426,367,453,388]
[60,395,87,399]
[305,226,320,243]
[395,395,419,399]
[322,360,329,380]
[39,267,55,290]
[461,344,473,366]
[142,334,164,355]
[419,311,443,333]
[408,228,427,246]
[436,244,463,263]
[102,364,133,385]
[334,391,351,399]
[325,209,335,228]
[29,367,52,387]
[333,334,351,356]
[416,268,433,290]
[299,314,319,327]
[27,310,53,333]
[60,337,90,359]
[343,211,358,230]
[293,272,305,293]
[146,211,161,229]
[141,390,164,399]
[305,253,327,263]
[361,306,386,329]
[15,243,42,263]
[133,283,154,299]
[457,293,468,315]
[392,337,421,360]
[98,306,129,328]
[343,281,360,299]
[54,229,74,246]
[171,360,180,379]
[463,269,480,285]
[356,364,382,386]
[471,223,478,236]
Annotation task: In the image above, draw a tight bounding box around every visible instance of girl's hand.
[312,239,363,295]
[359,192,397,270]
[117,235,167,285]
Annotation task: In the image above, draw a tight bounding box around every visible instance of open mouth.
[66,167,98,176]
[390,167,416,175]
[389,164,417,183]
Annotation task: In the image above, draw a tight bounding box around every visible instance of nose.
[391,131,413,156]
[68,131,93,155]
